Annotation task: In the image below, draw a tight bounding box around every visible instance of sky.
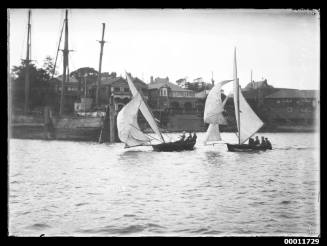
[8,9,320,93]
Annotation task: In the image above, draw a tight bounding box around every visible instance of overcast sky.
[8,9,320,93]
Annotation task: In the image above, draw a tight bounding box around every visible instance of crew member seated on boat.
[192,132,197,142]
[186,132,193,142]
[260,136,266,147]
[265,138,272,149]
[254,136,260,145]
[179,131,186,141]
[248,137,254,146]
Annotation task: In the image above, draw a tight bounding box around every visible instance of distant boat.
[117,72,196,151]
[226,48,270,152]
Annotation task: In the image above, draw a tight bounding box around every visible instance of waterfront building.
[147,77,202,130]
[224,79,319,128]
[148,77,197,114]
[263,89,319,125]
[89,75,148,111]
[49,75,81,113]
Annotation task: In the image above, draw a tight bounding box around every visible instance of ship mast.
[96,23,106,107]
[234,48,241,144]
[59,10,70,116]
[23,10,32,114]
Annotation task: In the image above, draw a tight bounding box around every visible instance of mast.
[59,10,70,116]
[96,23,106,106]
[24,10,31,114]
[234,48,241,144]
[51,22,64,80]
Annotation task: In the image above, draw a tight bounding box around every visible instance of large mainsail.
[233,48,264,144]
[125,72,165,143]
[203,80,232,144]
[117,93,151,147]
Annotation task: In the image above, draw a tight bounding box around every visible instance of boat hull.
[152,140,196,152]
[226,143,271,152]
[10,115,104,142]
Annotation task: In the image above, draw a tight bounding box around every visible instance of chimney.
[150,76,154,83]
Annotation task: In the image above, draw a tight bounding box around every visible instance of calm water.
[8,132,320,237]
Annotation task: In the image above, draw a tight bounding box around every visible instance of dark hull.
[10,116,103,142]
[226,143,272,152]
[152,140,196,152]
[10,125,48,140]
[10,125,102,142]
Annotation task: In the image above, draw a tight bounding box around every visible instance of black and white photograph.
[7,8,320,237]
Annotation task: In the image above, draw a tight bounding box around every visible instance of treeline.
[10,56,115,112]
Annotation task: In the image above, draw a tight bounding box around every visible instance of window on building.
[160,88,168,97]
[287,107,293,112]
[124,88,129,92]
[120,87,124,92]
[276,100,280,104]
[114,87,120,92]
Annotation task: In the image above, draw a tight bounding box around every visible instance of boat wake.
[273,146,316,150]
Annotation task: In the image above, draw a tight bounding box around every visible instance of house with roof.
[223,79,319,128]
[147,77,205,130]
[148,77,197,114]
[88,75,148,112]
[263,89,319,125]
[49,75,82,113]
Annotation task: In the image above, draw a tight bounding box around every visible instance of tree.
[70,67,98,82]
[42,56,57,78]
[11,57,56,110]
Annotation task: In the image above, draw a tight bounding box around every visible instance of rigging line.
[128,124,161,142]
[129,74,165,142]
[52,20,65,79]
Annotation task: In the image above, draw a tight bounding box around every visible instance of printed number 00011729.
[284,239,319,244]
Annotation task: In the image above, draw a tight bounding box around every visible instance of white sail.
[203,80,232,145]
[238,89,264,144]
[204,123,222,144]
[126,72,164,143]
[203,79,232,124]
[232,48,264,144]
[117,93,151,147]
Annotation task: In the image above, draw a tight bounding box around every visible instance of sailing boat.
[47,10,104,142]
[117,72,196,151]
[226,48,270,152]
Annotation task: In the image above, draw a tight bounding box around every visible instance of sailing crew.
[179,131,186,141]
[254,136,260,145]
[265,138,272,149]
[248,137,254,146]
[186,132,193,142]
[192,132,197,142]
[260,136,266,147]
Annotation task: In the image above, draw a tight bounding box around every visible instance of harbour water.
[8,132,320,237]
